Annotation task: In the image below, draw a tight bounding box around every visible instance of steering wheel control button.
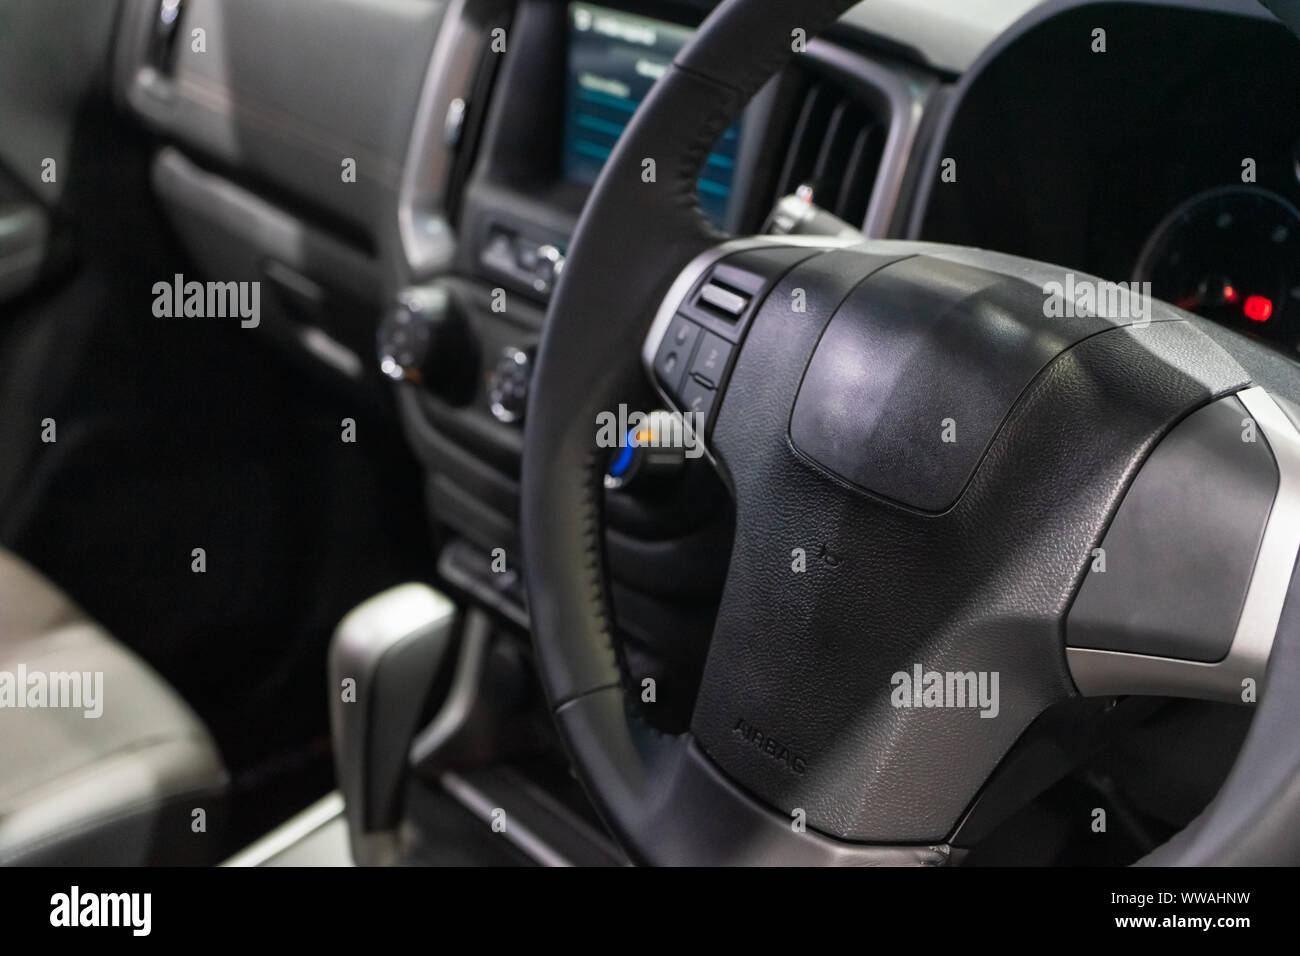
[654,316,700,392]
[699,281,748,317]
[687,331,732,387]
[679,258,778,340]
[678,377,717,424]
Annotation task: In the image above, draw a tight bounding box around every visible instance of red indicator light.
[1243,295,1273,323]
[1222,285,1239,303]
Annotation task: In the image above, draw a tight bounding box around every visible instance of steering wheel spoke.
[1066,387,1300,703]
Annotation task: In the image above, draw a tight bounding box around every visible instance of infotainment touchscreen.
[562,3,741,225]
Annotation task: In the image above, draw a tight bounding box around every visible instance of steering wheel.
[520,0,1300,865]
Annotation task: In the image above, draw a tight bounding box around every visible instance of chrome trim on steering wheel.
[1068,386,1300,702]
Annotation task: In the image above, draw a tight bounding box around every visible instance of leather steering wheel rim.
[521,0,1300,866]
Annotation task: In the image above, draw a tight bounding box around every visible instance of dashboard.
[1136,186,1300,348]
[109,0,1300,706]
[915,1,1300,355]
[449,0,898,304]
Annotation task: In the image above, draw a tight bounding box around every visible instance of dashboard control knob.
[487,346,533,424]
[536,244,565,286]
[378,284,477,404]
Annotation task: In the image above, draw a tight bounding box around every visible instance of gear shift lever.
[329,583,456,865]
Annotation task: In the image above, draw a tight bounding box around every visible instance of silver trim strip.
[398,0,465,272]
[410,607,491,766]
[398,0,511,277]
[1068,386,1300,702]
[221,791,347,868]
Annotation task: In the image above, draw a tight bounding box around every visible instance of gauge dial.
[1135,186,1300,351]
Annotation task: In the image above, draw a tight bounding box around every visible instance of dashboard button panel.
[480,223,568,297]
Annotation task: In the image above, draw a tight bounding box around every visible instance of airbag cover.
[790,256,1118,511]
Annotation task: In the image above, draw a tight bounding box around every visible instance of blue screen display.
[562,3,741,225]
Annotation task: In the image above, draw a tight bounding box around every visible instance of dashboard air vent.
[773,74,886,228]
